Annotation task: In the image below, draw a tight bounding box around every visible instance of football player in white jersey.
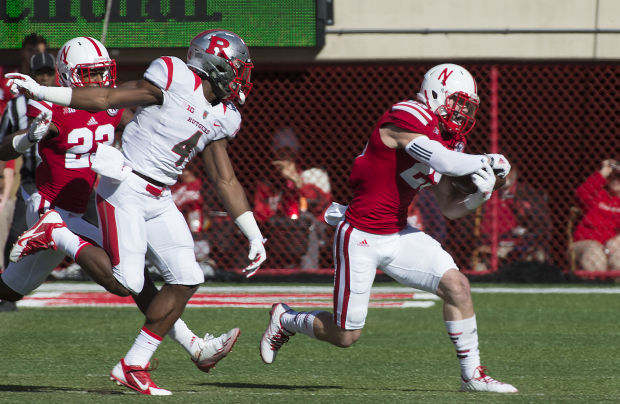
[1,37,243,393]
[7,30,265,395]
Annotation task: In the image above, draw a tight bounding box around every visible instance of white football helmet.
[186,29,253,104]
[417,63,479,137]
[57,37,116,88]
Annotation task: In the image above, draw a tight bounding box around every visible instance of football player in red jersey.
[2,36,243,394]
[7,30,263,395]
[258,64,518,393]
[0,37,130,297]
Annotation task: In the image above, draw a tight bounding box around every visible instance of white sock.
[445,315,481,380]
[167,319,199,355]
[124,327,162,368]
[280,310,321,338]
[51,227,89,260]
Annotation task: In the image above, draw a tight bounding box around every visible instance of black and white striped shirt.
[0,95,37,190]
[0,94,28,140]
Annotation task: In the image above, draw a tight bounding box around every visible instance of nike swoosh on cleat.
[17,231,46,247]
[130,374,150,391]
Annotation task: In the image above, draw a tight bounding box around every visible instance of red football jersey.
[27,100,122,213]
[345,100,466,234]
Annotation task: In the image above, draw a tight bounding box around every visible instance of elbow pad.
[405,136,486,176]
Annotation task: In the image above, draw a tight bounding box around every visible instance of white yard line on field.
[33,282,620,294]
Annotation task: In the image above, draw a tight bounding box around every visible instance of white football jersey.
[121,56,242,185]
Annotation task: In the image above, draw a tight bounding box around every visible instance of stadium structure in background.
[185,62,616,278]
[0,0,327,47]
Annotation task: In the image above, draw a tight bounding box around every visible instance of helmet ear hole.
[432,90,438,99]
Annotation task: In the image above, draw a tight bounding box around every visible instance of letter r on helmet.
[205,36,230,59]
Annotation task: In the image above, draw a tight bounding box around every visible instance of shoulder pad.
[391,100,434,126]
[381,100,436,134]
[26,99,52,118]
[144,56,196,94]
[213,101,242,140]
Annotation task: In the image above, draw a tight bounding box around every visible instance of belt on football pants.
[132,171,167,196]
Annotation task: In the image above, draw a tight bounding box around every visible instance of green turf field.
[1,284,619,403]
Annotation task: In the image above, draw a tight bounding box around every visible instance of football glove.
[471,162,496,200]
[27,109,52,142]
[13,110,51,154]
[242,237,267,278]
[5,73,44,100]
[486,153,511,178]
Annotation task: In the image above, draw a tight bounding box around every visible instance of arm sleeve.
[405,135,486,176]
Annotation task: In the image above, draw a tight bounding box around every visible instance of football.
[450,172,507,194]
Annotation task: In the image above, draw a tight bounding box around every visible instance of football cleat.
[460,366,518,393]
[260,303,295,364]
[110,358,172,396]
[10,209,65,262]
[191,328,241,372]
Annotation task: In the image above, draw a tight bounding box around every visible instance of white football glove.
[5,73,44,100]
[28,110,52,142]
[486,153,511,178]
[12,110,52,153]
[242,237,267,278]
[471,162,496,200]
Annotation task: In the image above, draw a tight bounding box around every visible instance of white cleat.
[191,328,241,373]
[460,366,518,393]
[110,358,172,395]
[260,303,295,364]
[10,209,65,262]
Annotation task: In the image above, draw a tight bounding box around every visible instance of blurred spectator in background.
[18,33,47,74]
[0,48,53,311]
[571,159,620,271]
[172,167,206,235]
[473,166,551,271]
[254,128,332,269]
[171,167,216,278]
[0,52,56,269]
[0,33,47,116]
[0,159,16,267]
[407,188,447,244]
